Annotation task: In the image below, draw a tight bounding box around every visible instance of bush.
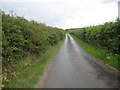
[69,19,120,54]
[2,11,64,74]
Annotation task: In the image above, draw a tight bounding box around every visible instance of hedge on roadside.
[2,11,64,74]
[69,19,120,54]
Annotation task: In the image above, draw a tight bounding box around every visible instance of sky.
[1,0,119,29]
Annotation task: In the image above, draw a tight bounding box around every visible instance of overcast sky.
[1,0,119,29]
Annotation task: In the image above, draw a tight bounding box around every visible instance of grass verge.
[5,39,64,88]
[71,35,119,71]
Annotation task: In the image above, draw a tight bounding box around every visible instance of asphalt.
[41,34,119,88]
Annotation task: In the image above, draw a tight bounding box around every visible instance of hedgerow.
[2,11,64,76]
[69,19,120,54]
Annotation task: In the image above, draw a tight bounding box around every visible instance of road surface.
[41,34,119,88]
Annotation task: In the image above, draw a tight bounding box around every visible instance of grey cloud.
[2,2,67,27]
[1,0,118,29]
[101,0,119,3]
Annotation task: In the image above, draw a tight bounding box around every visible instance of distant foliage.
[2,11,64,73]
[69,19,120,54]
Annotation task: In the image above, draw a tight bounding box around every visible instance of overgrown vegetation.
[6,39,64,88]
[2,11,64,87]
[69,19,120,70]
[71,35,119,70]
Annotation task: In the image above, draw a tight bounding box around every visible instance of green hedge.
[69,19,120,54]
[2,11,64,74]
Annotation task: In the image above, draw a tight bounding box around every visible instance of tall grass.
[5,39,64,88]
[2,11,65,88]
[71,35,119,70]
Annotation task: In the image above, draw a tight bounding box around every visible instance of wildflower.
[2,84,5,87]
[115,54,117,56]
[107,56,110,59]
[4,77,7,80]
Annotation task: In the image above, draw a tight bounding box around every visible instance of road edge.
[70,34,119,73]
[35,61,52,88]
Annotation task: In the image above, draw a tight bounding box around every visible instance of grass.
[5,39,64,88]
[71,35,119,71]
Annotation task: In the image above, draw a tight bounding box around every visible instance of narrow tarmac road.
[42,34,118,88]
